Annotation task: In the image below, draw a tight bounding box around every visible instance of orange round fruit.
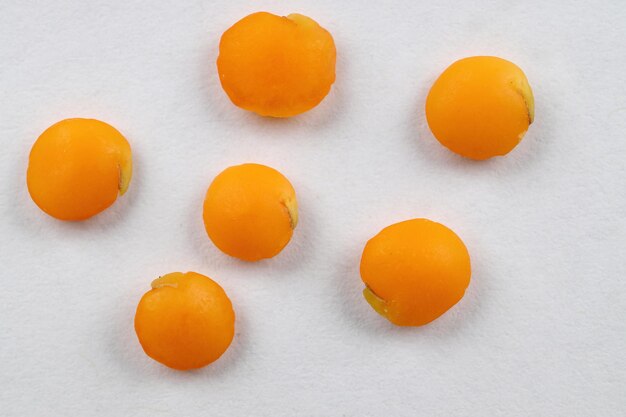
[217,11,336,117]
[203,163,298,261]
[360,218,471,326]
[134,271,235,371]
[26,118,132,221]
[425,56,534,160]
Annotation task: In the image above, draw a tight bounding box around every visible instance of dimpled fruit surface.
[360,218,471,326]
[203,163,298,261]
[26,118,132,221]
[134,272,235,371]
[426,56,534,160]
[217,12,336,117]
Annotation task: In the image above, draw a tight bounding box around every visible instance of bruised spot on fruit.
[520,79,535,125]
[117,150,133,196]
[281,196,299,229]
[151,273,184,289]
[286,13,316,28]
[363,285,388,317]
[510,76,535,126]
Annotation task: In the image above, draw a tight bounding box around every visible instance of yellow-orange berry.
[26,118,132,220]
[217,11,336,117]
[426,56,534,160]
[360,219,471,326]
[134,272,235,371]
[203,163,297,261]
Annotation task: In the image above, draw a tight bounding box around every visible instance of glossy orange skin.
[426,56,534,160]
[134,272,235,371]
[26,118,132,221]
[203,163,298,261]
[217,12,336,117]
[360,219,471,326]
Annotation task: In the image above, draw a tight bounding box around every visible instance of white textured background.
[1,1,625,416]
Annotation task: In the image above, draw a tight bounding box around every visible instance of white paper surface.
[1,1,625,416]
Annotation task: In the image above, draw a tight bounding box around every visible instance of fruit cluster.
[25,11,534,370]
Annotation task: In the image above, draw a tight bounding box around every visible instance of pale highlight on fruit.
[360,218,471,326]
[27,118,132,221]
[217,11,336,117]
[134,271,235,371]
[203,163,298,261]
[425,56,534,160]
